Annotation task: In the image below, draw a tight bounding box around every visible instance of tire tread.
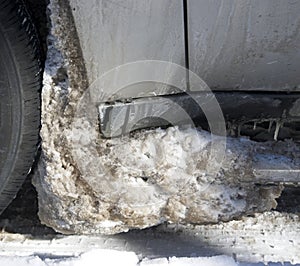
[0,0,41,213]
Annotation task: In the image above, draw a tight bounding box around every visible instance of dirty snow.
[34,0,300,235]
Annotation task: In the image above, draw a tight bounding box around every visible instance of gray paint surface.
[69,0,300,97]
[188,0,300,91]
[69,0,186,99]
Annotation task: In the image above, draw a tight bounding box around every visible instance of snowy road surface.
[0,252,257,266]
[0,250,298,266]
[1,211,300,266]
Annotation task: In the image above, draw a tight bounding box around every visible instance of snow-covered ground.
[0,250,297,266]
[1,212,300,266]
[0,251,227,266]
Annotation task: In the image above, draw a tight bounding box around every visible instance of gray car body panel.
[188,0,300,92]
[69,0,300,101]
[68,0,186,99]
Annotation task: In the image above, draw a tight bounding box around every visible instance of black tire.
[0,0,41,214]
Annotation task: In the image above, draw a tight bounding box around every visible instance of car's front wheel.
[0,0,41,214]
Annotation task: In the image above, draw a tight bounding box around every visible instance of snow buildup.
[33,0,299,235]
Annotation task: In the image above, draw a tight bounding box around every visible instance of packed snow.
[0,249,298,266]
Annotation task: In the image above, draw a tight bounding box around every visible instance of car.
[0,0,299,235]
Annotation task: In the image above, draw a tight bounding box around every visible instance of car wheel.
[0,0,41,214]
